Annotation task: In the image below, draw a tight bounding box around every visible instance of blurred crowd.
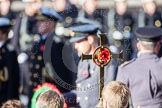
[0,0,162,108]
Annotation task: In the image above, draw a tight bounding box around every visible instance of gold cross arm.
[81,54,92,61]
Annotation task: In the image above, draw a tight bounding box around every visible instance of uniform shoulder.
[120,58,136,68]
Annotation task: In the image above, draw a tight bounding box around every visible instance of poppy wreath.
[94,47,111,66]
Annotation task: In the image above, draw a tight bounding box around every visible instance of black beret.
[136,26,162,42]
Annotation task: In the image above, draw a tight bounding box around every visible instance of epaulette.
[120,58,136,67]
[7,44,15,51]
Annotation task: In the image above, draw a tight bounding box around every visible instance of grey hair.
[139,40,157,51]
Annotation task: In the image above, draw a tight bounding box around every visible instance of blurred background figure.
[9,0,43,106]
[7,0,43,106]
[0,0,12,18]
[82,0,97,15]
[81,0,108,33]
[1,99,25,108]
[108,0,135,62]
[138,0,162,57]
[52,0,66,12]
[68,0,108,40]
[0,17,20,105]
[57,0,78,27]
[24,0,42,16]
[28,6,75,107]
[0,0,18,46]
[19,0,42,52]
[138,0,162,28]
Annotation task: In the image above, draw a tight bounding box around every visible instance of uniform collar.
[138,51,158,59]
[40,34,49,40]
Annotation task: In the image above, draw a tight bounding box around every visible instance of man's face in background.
[74,38,91,56]
[143,2,156,16]
[36,19,56,35]
[25,0,42,16]
[0,0,10,16]
[52,0,66,12]
[115,1,127,15]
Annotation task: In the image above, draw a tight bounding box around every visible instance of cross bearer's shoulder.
[120,58,136,68]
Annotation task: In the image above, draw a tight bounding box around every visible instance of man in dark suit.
[0,17,20,105]
[28,7,75,107]
[117,26,162,108]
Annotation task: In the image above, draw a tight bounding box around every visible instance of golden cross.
[81,33,123,108]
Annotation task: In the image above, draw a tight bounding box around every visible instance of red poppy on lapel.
[40,45,45,51]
